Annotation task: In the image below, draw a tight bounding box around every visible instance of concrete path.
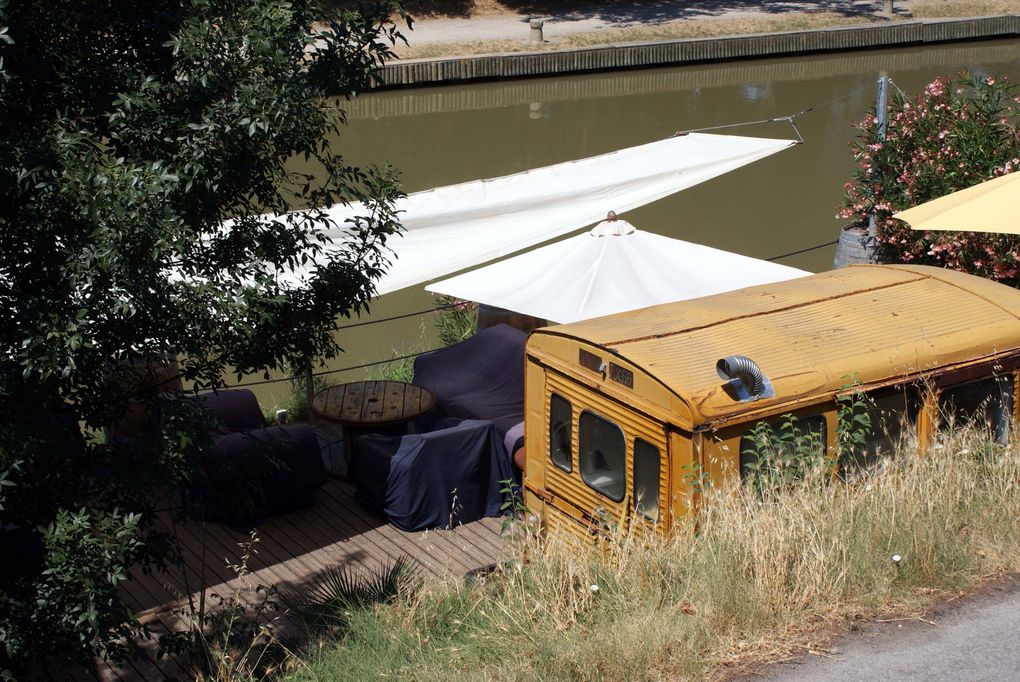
[762,582,1020,681]
[404,1,908,45]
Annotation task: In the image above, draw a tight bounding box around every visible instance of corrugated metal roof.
[531,265,1020,423]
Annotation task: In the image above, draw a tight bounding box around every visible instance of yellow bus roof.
[530,265,1020,424]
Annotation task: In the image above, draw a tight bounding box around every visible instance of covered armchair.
[352,419,513,532]
[412,324,527,438]
[183,389,327,523]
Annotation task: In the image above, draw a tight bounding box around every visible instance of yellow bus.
[521,264,1020,538]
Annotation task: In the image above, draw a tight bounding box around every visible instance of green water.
[251,39,1020,408]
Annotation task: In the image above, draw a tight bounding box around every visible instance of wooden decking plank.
[110,423,518,677]
[306,500,446,579]
[425,521,503,572]
[113,642,170,682]
[313,482,440,566]
[262,513,370,584]
[369,502,489,577]
[156,518,249,607]
[462,522,505,556]
[91,655,130,682]
[191,515,315,586]
[309,486,426,573]
[412,527,494,575]
[125,527,208,613]
[146,610,194,681]
[160,510,247,577]
[274,498,393,572]
[453,519,505,556]
[120,567,170,614]
[170,524,315,613]
[277,484,418,581]
[126,515,202,609]
[310,483,452,577]
[246,514,333,578]
[316,475,501,577]
[323,485,475,577]
[445,532,502,570]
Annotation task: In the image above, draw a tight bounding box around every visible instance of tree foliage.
[841,72,1020,283]
[0,0,406,675]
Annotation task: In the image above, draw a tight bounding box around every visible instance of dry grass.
[289,427,1020,681]
[392,0,1020,60]
[911,0,1020,17]
[396,12,874,59]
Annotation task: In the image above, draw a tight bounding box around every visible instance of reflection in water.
[741,81,772,102]
[528,102,550,120]
[250,40,1020,407]
[344,41,1020,121]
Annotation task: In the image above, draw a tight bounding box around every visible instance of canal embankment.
[379,14,1020,88]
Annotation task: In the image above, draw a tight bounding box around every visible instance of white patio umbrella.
[425,217,810,324]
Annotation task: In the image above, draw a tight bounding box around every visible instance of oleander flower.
[840,71,1020,285]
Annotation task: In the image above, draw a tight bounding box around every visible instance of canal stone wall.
[350,39,1019,119]
[376,15,1020,89]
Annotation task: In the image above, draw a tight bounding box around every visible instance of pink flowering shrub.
[840,72,1020,284]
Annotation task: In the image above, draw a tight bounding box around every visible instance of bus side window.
[739,414,827,481]
[939,375,1014,445]
[846,386,920,471]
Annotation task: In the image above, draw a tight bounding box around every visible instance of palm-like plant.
[281,557,417,631]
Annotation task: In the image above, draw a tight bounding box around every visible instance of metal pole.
[876,73,889,141]
[305,362,316,425]
[867,73,890,240]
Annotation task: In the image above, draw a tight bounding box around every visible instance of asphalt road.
[762,583,1020,681]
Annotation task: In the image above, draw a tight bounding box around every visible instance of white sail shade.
[426,219,811,324]
[280,132,797,295]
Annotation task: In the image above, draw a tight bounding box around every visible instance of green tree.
[0,0,406,675]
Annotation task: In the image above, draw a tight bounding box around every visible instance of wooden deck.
[95,423,505,681]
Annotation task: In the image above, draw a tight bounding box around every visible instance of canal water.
[251,39,1020,408]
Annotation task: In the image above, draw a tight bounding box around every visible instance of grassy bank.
[285,428,1020,680]
[394,1,1020,60]
[395,12,868,60]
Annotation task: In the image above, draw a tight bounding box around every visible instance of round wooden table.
[311,380,436,477]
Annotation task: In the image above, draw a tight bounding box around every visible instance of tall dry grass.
[290,428,1020,681]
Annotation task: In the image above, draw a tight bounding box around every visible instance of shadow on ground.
[407,0,886,22]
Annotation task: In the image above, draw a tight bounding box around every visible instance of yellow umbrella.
[893,172,1020,234]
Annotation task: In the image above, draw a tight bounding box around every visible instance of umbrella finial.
[606,210,618,221]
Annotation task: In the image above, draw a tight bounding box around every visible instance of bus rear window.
[633,438,660,521]
[579,411,625,501]
[550,393,572,472]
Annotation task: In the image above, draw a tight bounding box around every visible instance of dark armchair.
[352,419,513,532]
[187,389,327,523]
[412,324,527,438]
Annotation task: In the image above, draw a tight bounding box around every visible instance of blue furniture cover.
[412,324,527,438]
[354,419,513,532]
